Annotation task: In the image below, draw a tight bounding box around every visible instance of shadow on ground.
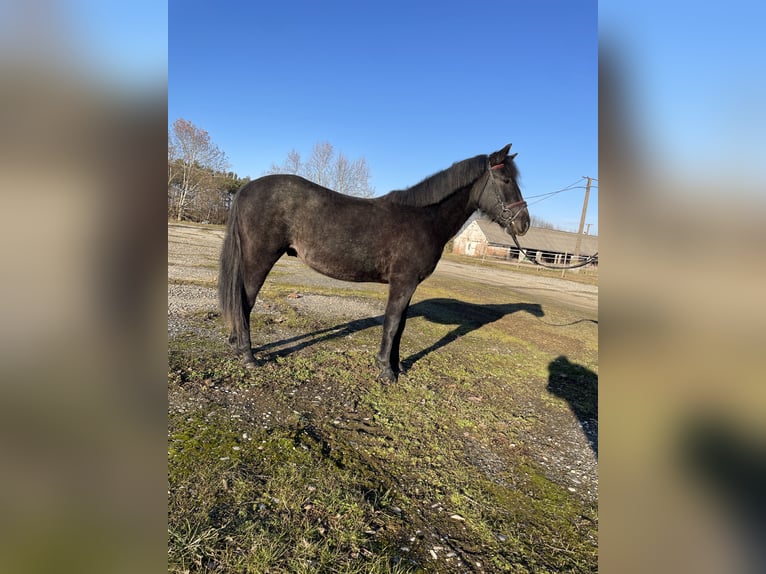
[547,356,598,457]
[254,298,544,369]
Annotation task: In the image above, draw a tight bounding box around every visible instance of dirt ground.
[168,221,598,572]
[432,259,597,316]
[168,221,598,489]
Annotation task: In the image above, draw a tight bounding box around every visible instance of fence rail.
[475,242,598,274]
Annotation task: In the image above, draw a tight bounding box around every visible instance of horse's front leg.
[376,283,416,382]
[389,301,410,375]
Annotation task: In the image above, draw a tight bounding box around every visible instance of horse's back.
[231,174,444,284]
[236,174,370,217]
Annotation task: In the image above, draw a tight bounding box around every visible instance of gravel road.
[434,259,597,315]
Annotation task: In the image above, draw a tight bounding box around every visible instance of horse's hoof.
[242,358,258,370]
[378,368,397,384]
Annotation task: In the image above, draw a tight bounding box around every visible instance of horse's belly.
[307,259,387,283]
[293,245,387,283]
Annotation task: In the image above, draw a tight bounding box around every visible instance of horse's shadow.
[401,299,544,369]
[252,298,544,368]
[546,356,598,457]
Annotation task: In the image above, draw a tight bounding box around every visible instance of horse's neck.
[428,185,476,244]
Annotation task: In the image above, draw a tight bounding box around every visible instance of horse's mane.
[381,154,488,207]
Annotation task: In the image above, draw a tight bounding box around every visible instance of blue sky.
[169,0,598,234]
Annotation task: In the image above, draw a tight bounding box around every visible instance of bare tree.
[334,153,373,197]
[530,215,561,230]
[267,149,301,175]
[168,118,229,221]
[168,129,177,186]
[303,141,335,188]
[265,141,374,198]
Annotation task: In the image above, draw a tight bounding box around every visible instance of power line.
[525,177,584,198]
[524,177,597,208]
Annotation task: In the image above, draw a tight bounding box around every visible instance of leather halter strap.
[479,165,528,226]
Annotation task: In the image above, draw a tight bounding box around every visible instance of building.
[452,219,598,266]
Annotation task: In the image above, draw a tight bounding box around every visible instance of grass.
[168,266,597,573]
[168,411,409,573]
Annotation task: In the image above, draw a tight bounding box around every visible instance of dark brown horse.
[219,144,529,381]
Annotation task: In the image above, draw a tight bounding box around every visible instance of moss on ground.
[169,278,597,573]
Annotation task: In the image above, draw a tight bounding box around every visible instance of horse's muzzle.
[509,209,530,236]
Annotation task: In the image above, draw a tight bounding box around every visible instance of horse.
[218,144,530,381]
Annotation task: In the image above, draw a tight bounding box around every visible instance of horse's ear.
[489,144,512,165]
[509,152,518,160]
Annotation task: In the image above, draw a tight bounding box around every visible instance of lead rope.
[482,165,598,270]
[509,231,598,270]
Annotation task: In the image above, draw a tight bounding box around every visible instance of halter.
[482,162,598,270]
[480,162,528,227]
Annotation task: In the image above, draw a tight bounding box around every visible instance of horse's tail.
[218,193,246,341]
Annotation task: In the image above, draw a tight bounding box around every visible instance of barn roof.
[472,219,598,256]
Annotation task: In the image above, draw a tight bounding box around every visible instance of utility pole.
[562,176,594,278]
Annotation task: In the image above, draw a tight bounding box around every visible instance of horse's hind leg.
[236,248,284,366]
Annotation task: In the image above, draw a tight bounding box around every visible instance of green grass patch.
[169,274,597,572]
[169,409,413,573]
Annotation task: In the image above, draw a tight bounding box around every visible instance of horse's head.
[474,144,530,236]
